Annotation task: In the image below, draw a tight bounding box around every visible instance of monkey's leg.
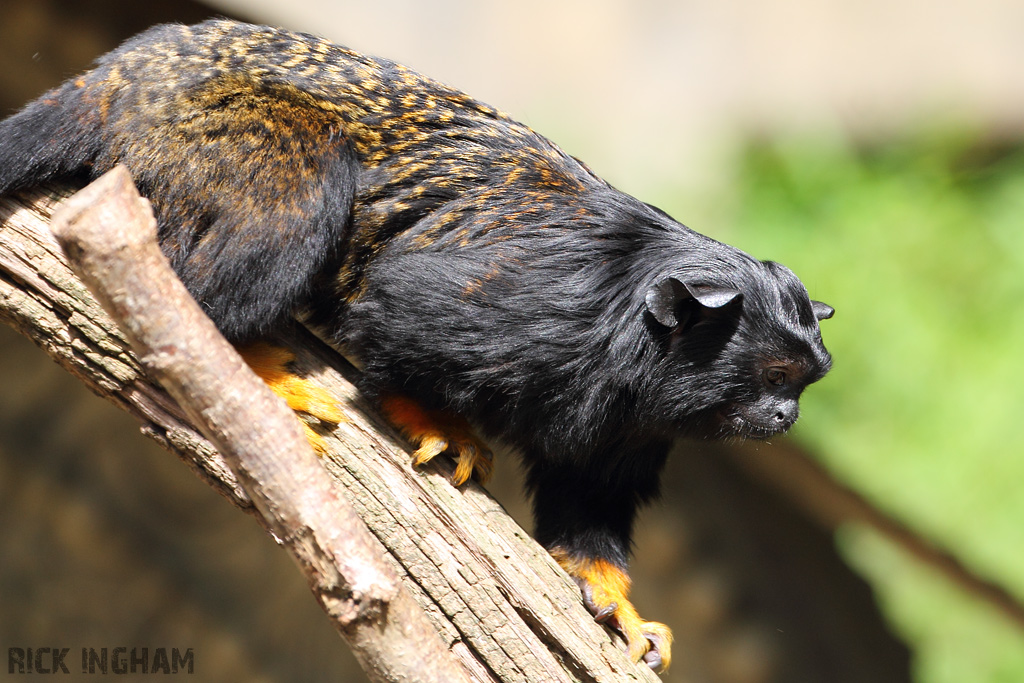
[529,456,673,671]
[380,394,493,486]
[238,342,345,454]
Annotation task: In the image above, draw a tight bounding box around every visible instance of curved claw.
[637,621,673,672]
[453,440,494,486]
[643,647,662,671]
[411,434,449,467]
[577,577,618,623]
[608,610,673,671]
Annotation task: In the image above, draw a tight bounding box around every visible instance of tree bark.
[48,167,475,683]
[0,177,660,682]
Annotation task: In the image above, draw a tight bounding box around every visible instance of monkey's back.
[11,20,599,338]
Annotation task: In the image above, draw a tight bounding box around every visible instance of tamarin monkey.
[0,20,833,670]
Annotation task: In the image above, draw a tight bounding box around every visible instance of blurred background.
[2,1,1022,681]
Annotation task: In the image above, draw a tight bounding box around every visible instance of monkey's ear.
[645,277,742,328]
[811,300,834,321]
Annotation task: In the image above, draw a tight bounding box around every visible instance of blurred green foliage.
[689,128,1024,682]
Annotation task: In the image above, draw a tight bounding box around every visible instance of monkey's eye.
[764,367,787,386]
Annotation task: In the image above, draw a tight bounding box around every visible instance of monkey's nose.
[773,402,799,430]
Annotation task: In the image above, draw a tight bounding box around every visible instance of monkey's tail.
[0,80,104,195]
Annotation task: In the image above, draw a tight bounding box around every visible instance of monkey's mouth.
[715,409,791,440]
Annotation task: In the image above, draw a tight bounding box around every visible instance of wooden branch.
[47,167,473,683]
[0,178,661,682]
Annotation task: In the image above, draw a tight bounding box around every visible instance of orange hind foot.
[380,394,493,485]
[238,342,345,454]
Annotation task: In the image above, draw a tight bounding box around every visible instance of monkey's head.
[643,257,833,440]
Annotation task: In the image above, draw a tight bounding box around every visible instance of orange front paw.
[552,549,673,672]
[380,394,493,485]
